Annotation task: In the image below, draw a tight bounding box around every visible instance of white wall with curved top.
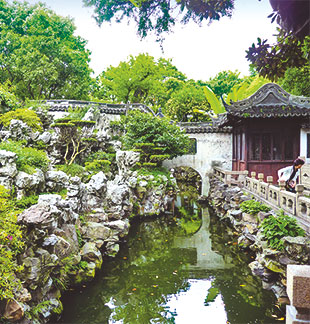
[163,132,232,196]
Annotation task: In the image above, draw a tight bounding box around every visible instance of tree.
[164,82,212,122]
[280,64,310,97]
[83,0,310,80]
[205,70,243,97]
[91,53,186,106]
[0,1,92,100]
[83,0,234,41]
[119,110,191,160]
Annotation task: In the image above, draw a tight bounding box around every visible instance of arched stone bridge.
[45,100,232,195]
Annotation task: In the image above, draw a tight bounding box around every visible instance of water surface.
[58,201,284,324]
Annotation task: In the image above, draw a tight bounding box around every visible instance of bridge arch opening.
[172,166,202,197]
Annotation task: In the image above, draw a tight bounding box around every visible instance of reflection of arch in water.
[173,208,234,271]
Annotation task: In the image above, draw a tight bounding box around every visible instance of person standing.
[277,158,305,192]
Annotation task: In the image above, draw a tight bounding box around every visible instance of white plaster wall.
[163,132,232,195]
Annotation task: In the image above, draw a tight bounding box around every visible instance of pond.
[57,196,285,324]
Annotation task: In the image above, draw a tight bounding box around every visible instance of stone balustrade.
[213,168,310,233]
[213,167,248,186]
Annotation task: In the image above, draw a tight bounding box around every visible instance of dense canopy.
[0,1,92,100]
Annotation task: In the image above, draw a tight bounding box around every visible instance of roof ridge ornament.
[228,83,292,110]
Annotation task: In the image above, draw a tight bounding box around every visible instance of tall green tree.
[91,53,186,106]
[164,82,211,122]
[0,1,92,100]
[205,70,243,97]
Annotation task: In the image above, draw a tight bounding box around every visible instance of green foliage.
[0,82,20,113]
[56,164,85,178]
[0,1,92,100]
[0,140,49,172]
[240,199,271,215]
[85,159,111,174]
[280,64,310,96]
[83,0,234,42]
[165,82,212,122]
[203,86,225,114]
[119,110,191,160]
[226,75,270,103]
[14,195,39,210]
[0,185,24,300]
[0,108,42,132]
[75,225,84,249]
[206,70,243,97]
[260,210,305,250]
[91,53,186,107]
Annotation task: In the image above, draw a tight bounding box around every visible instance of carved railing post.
[258,173,264,182]
[279,180,286,191]
[296,184,304,197]
[251,171,256,179]
[267,176,273,185]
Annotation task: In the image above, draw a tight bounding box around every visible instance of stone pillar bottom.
[287,305,310,324]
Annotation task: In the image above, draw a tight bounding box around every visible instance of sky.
[25,0,277,81]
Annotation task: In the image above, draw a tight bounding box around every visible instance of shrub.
[0,141,50,172]
[0,185,24,300]
[14,195,39,209]
[85,159,111,174]
[0,108,42,132]
[56,164,85,178]
[260,210,305,250]
[240,199,271,215]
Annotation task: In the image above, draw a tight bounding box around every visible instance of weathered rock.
[82,222,111,241]
[37,131,52,144]
[17,204,61,230]
[45,171,69,191]
[106,182,130,206]
[81,242,102,268]
[7,119,33,142]
[86,171,107,194]
[282,236,310,263]
[242,212,258,224]
[116,150,140,177]
[15,169,45,198]
[0,150,17,180]
[3,299,24,322]
[105,220,129,237]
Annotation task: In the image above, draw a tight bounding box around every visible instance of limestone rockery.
[0,149,176,324]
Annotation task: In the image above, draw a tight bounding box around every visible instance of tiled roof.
[217,83,310,126]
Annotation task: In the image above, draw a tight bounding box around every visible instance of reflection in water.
[173,208,233,271]
[58,196,284,324]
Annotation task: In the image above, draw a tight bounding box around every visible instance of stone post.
[267,176,273,185]
[279,180,286,191]
[251,171,256,179]
[296,184,304,197]
[258,173,264,182]
[238,170,248,187]
[286,265,310,324]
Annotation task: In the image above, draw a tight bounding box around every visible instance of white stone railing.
[213,168,310,227]
[213,167,248,186]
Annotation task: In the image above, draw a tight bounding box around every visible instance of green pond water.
[57,196,284,324]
